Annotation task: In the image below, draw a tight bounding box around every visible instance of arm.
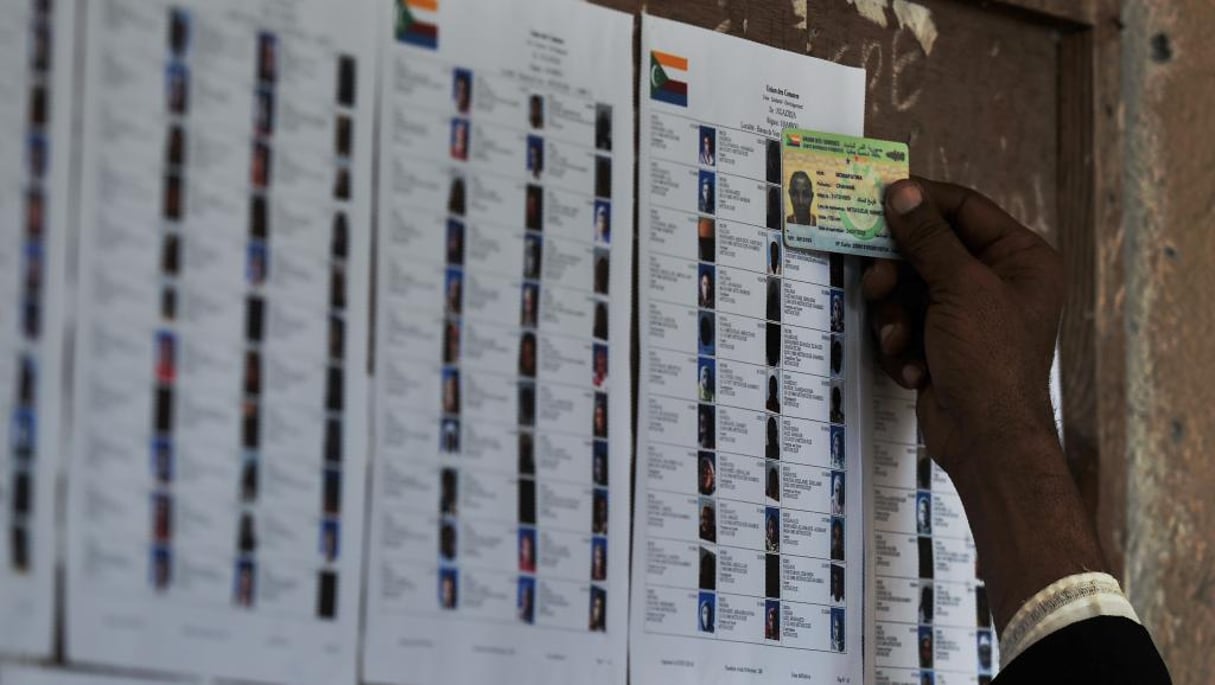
[865,179,1170,681]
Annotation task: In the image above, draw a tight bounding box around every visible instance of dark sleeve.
[995,616,1172,684]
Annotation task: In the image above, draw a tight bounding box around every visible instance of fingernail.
[901,364,922,388]
[890,183,923,215]
[879,324,895,352]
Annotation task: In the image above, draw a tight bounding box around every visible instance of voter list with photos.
[0,0,74,659]
[370,25,615,638]
[0,4,1011,685]
[866,363,1000,685]
[642,115,849,647]
[65,1,376,683]
[362,0,634,683]
[631,14,866,685]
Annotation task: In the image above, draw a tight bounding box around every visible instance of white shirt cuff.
[999,572,1140,668]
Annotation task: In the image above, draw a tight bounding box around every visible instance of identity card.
[781,128,908,258]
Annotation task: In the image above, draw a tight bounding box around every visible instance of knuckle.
[1046,258,1066,295]
[1029,239,1065,289]
[952,260,989,287]
[1044,243,1065,278]
[899,212,951,257]
[958,184,996,210]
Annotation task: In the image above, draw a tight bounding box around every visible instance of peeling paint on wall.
[790,0,808,30]
[847,0,890,28]
[891,0,938,55]
[713,0,735,34]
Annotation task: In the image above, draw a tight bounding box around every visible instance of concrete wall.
[1122,3,1215,683]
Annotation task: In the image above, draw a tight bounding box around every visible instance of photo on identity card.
[780,128,908,258]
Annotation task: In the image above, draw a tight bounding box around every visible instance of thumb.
[885,180,978,288]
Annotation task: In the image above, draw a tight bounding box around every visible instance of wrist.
[950,421,1065,492]
[948,388,1061,485]
[948,430,1108,632]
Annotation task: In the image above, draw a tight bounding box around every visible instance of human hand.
[867,178,1112,631]
[863,177,1063,479]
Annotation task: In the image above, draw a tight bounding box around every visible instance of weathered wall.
[1122,2,1215,684]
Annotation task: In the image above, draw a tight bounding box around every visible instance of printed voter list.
[631,14,866,685]
[0,0,74,659]
[865,359,1001,683]
[361,0,634,684]
[65,1,378,683]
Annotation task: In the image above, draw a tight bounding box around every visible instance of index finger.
[861,258,898,301]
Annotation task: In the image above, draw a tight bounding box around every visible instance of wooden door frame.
[1008,0,1126,577]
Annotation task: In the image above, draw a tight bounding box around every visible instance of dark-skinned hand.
[865,177,1106,632]
[863,177,1063,480]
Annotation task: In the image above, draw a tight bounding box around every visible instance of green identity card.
[781,128,909,259]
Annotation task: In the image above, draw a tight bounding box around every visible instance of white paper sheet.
[361,1,634,684]
[630,14,867,685]
[865,363,1000,683]
[65,1,376,682]
[0,665,185,685]
[0,0,74,659]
